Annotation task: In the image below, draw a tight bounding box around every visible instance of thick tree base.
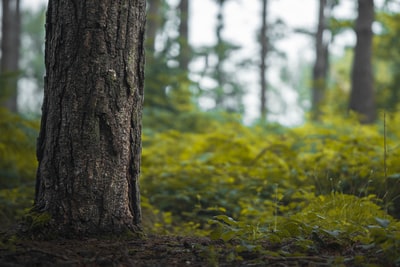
[15,210,144,240]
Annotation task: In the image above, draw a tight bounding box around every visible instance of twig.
[384,112,387,181]
[383,112,389,205]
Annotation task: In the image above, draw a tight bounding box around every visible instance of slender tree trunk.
[178,0,190,72]
[34,0,146,237]
[146,0,162,53]
[1,0,21,112]
[260,0,268,121]
[349,0,376,123]
[215,0,226,108]
[311,0,329,120]
[145,0,169,109]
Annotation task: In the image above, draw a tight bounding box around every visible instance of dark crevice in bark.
[129,116,142,227]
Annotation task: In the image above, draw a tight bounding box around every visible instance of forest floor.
[0,234,394,267]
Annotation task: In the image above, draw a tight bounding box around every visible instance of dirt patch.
[0,235,394,266]
[1,236,219,267]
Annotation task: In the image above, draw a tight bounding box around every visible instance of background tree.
[146,0,163,54]
[256,13,286,122]
[260,0,269,121]
[311,0,330,120]
[196,0,244,113]
[33,0,146,236]
[144,0,168,110]
[293,0,340,119]
[214,0,227,108]
[1,0,21,112]
[143,0,194,131]
[349,0,376,123]
[178,0,190,73]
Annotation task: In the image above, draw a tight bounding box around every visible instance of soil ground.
[0,235,394,267]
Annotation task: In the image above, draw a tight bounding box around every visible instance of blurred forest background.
[1,0,400,264]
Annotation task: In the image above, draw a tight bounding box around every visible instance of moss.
[124,228,147,240]
[26,211,52,231]
[17,210,56,240]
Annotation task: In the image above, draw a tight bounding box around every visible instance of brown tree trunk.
[214,0,228,108]
[34,0,146,237]
[178,0,190,71]
[349,0,376,123]
[260,0,268,121]
[1,0,21,112]
[146,0,162,53]
[311,0,329,120]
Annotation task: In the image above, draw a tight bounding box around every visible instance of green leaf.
[375,217,390,228]
[221,230,238,242]
[210,227,223,240]
[321,229,341,238]
[213,215,238,227]
[387,173,400,179]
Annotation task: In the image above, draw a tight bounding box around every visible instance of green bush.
[142,113,400,225]
[0,108,38,188]
[210,194,400,264]
[1,104,399,264]
[0,108,38,228]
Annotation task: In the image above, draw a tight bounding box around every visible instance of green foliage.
[0,186,33,228]
[374,11,400,111]
[0,108,38,229]
[17,210,57,240]
[143,109,243,134]
[209,194,400,264]
[142,113,400,218]
[141,112,400,264]
[1,93,399,263]
[0,108,38,188]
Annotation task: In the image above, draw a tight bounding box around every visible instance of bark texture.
[1,0,21,112]
[34,0,146,236]
[349,0,376,123]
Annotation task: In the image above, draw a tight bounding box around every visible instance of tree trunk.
[260,0,268,121]
[215,0,226,108]
[178,0,190,72]
[146,0,162,53]
[34,0,146,237]
[1,0,21,112]
[311,0,329,120]
[349,0,376,123]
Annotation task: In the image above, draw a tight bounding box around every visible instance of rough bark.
[260,0,268,121]
[349,0,376,123]
[34,0,146,237]
[311,0,329,120]
[1,0,21,112]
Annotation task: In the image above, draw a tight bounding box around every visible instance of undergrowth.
[140,111,400,265]
[1,108,400,265]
